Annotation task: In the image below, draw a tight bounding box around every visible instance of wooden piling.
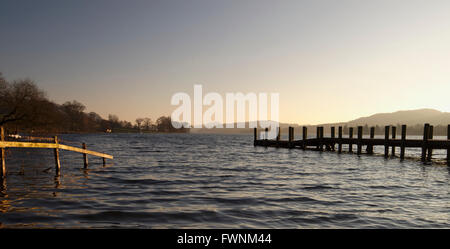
[338,126,343,153]
[349,127,354,153]
[103,157,106,166]
[367,127,375,154]
[400,125,407,161]
[357,126,363,155]
[288,126,292,142]
[82,143,88,169]
[319,127,324,151]
[265,128,269,140]
[316,127,320,150]
[54,136,61,175]
[1,127,5,178]
[421,124,429,162]
[384,126,390,158]
[331,127,335,151]
[253,128,257,146]
[276,127,281,141]
[291,127,295,148]
[427,125,433,162]
[302,126,307,150]
[391,126,397,156]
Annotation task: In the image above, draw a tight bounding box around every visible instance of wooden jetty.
[0,126,113,178]
[254,124,450,165]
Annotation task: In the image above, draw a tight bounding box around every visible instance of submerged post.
[319,127,324,151]
[289,127,294,148]
[400,125,407,161]
[331,127,335,151]
[288,127,293,148]
[1,127,5,178]
[367,127,375,154]
[253,128,257,146]
[316,127,320,150]
[82,143,88,169]
[338,126,343,154]
[302,126,307,150]
[357,126,363,155]
[427,125,434,162]
[384,126,390,158]
[421,124,430,162]
[54,136,61,175]
[349,127,354,153]
[391,126,397,156]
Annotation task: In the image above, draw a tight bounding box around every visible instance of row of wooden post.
[254,124,450,164]
[1,127,106,178]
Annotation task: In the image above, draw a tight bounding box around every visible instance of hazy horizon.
[2,0,450,124]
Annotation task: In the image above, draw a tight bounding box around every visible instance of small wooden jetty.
[254,124,450,165]
[0,126,113,178]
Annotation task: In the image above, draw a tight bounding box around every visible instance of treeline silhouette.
[0,73,188,134]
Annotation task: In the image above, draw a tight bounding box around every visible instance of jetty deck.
[254,124,450,165]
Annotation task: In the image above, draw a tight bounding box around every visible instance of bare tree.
[143,117,152,131]
[62,100,86,131]
[135,118,144,130]
[108,114,120,131]
[0,77,46,126]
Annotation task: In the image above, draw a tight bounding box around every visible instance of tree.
[143,117,152,131]
[135,118,144,130]
[108,114,120,131]
[62,100,86,131]
[0,77,47,126]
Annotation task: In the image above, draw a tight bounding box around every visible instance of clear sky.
[1,0,450,125]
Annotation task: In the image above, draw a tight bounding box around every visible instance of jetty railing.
[254,124,450,165]
[0,126,113,177]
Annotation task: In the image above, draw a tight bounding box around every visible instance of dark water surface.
[1,133,449,228]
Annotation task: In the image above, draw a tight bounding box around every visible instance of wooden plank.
[0,141,113,159]
[0,141,58,149]
[421,124,429,162]
[1,127,5,178]
[400,125,407,161]
[338,126,343,153]
[59,144,114,159]
[384,126,390,158]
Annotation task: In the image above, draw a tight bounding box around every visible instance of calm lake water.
[0,133,449,228]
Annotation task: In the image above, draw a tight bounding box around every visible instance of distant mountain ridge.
[190,108,450,134]
[341,108,450,126]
